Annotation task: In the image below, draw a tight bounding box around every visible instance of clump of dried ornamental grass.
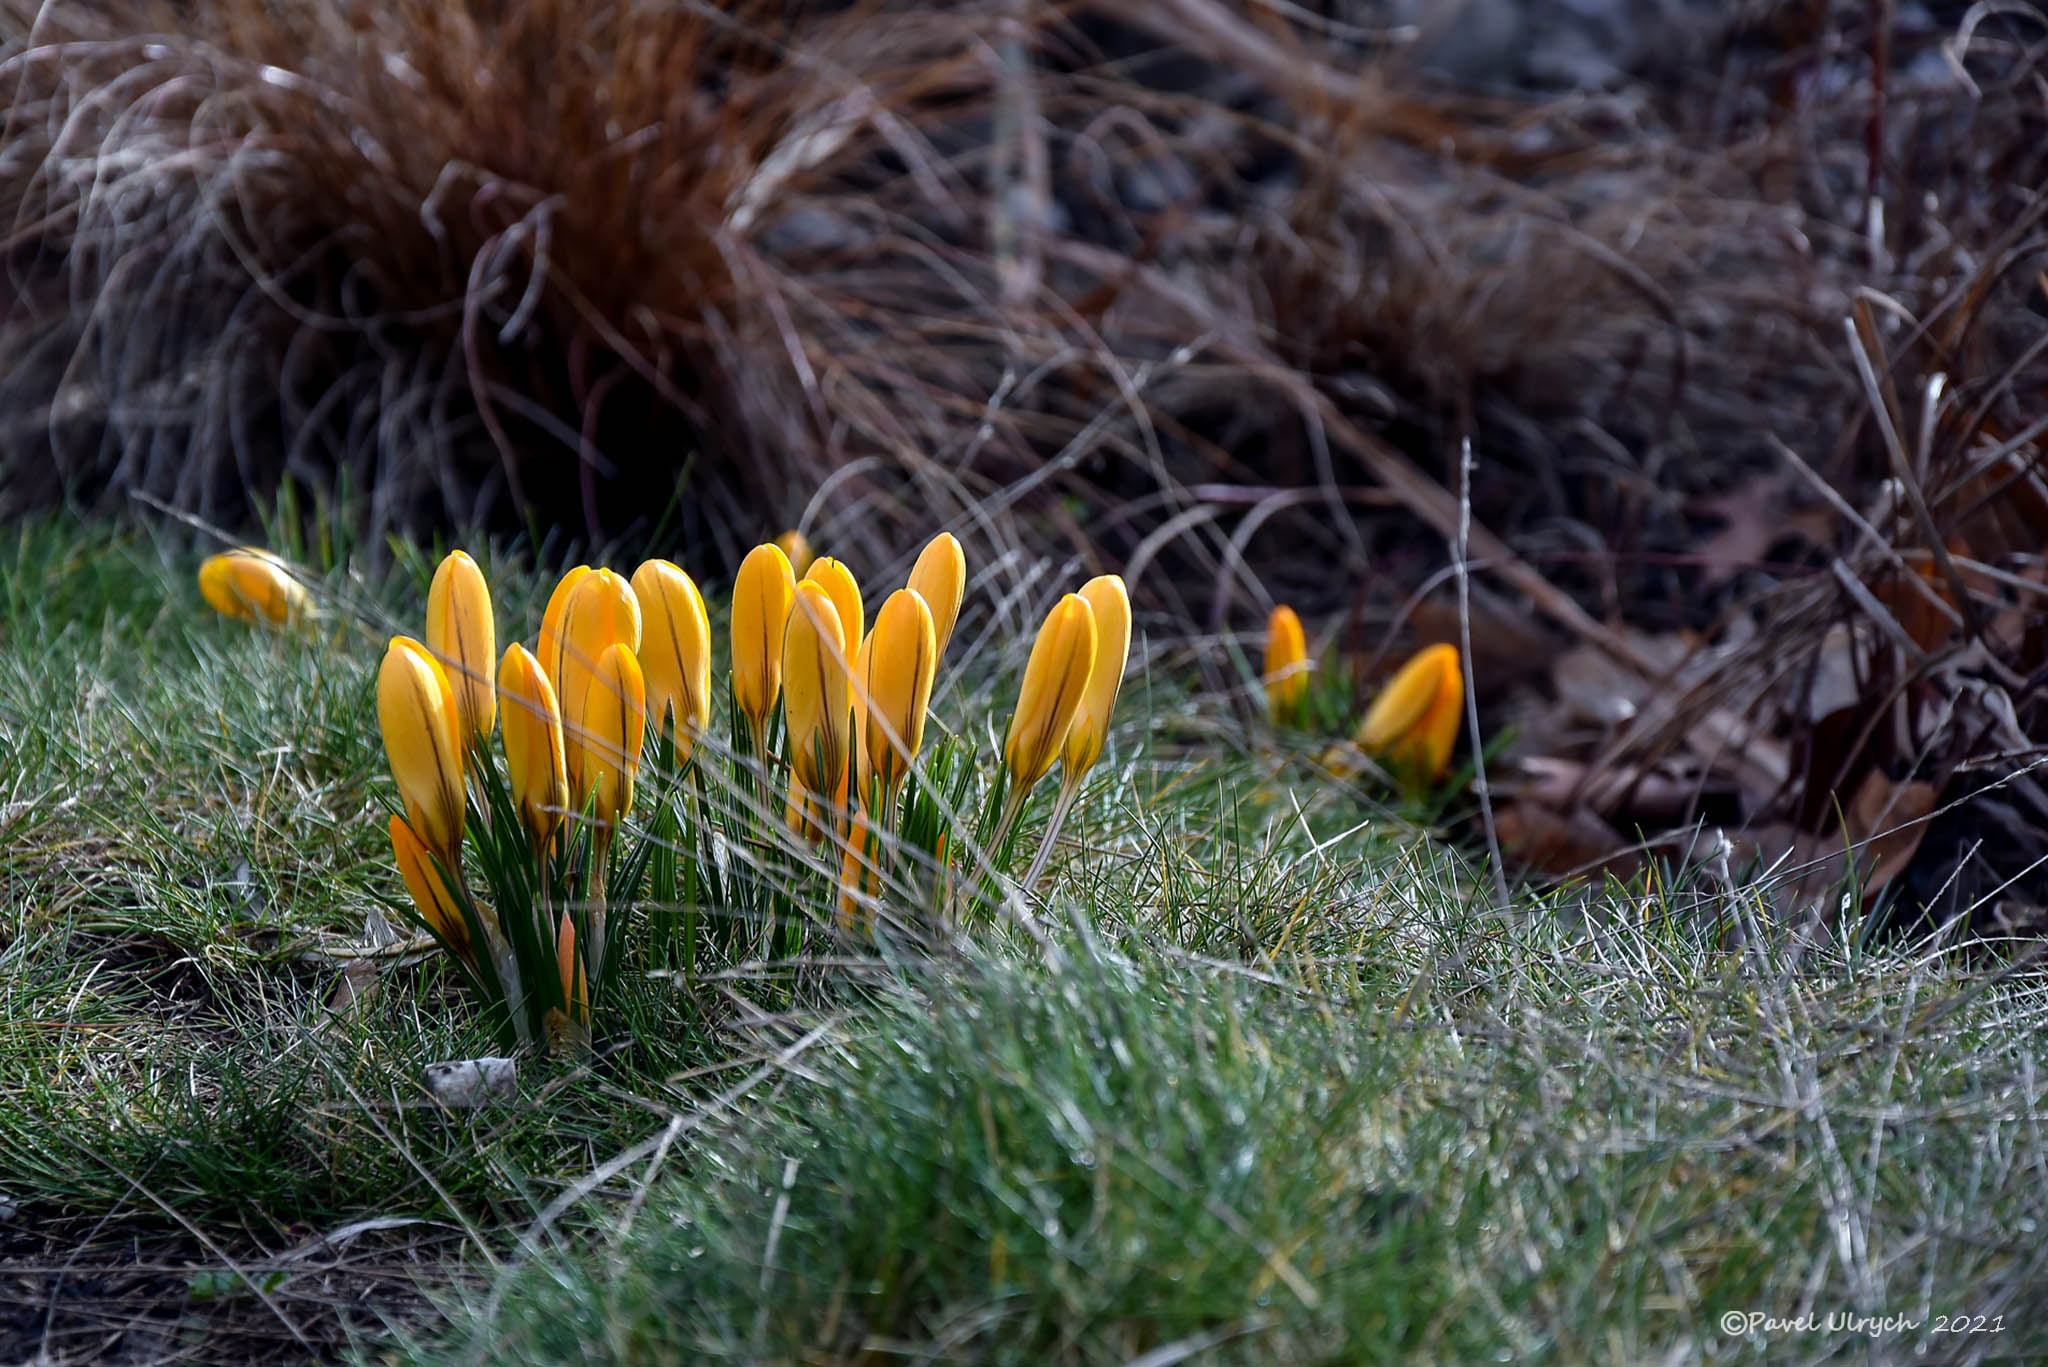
[0,0,1039,565]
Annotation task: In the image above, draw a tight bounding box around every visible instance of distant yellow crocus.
[1262,605,1309,726]
[782,582,851,836]
[630,559,713,763]
[1355,643,1464,783]
[377,636,466,859]
[198,547,311,627]
[731,542,797,746]
[389,814,470,964]
[1058,575,1130,780]
[1003,593,1098,795]
[426,550,496,742]
[862,588,937,803]
[907,532,966,660]
[498,644,569,851]
[774,528,816,579]
[802,557,864,659]
[568,642,647,830]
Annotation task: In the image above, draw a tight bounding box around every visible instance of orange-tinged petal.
[498,643,569,850]
[907,532,966,660]
[1355,643,1463,782]
[782,582,851,801]
[837,809,883,932]
[555,911,588,1023]
[1060,575,1130,779]
[1003,594,1097,792]
[802,557,864,662]
[377,636,465,857]
[631,559,713,763]
[731,543,797,740]
[198,547,310,626]
[862,589,937,801]
[390,814,470,963]
[427,550,497,741]
[774,528,816,579]
[568,643,647,828]
[1262,605,1309,725]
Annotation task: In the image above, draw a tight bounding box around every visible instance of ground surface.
[2,521,2045,1364]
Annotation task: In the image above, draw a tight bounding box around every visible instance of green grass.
[3,517,2045,1364]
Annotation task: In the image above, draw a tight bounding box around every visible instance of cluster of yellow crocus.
[198,547,312,627]
[1266,603,1464,786]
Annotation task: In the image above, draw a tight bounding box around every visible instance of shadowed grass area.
[3,518,2046,1364]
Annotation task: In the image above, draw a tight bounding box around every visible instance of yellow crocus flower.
[1262,605,1309,726]
[1354,643,1464,783]
[907,532,966,660]
[556,569,642,793]
[198,547,311,626]
[630,559,713,763]
[1003,594,1097,794]
[782,582,851,830]
[568,642,647,829]
[1059,575,1130,780]
[498,644,569,851]
[862,588,937,802]
[837,809,883,932]
[377,635,466,859]
[426,550,496,742]
[731,542,797,744]
[802,557,864,658]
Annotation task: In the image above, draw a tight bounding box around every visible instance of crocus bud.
[1262,605,1309,726]
[782,582,851,811]
[556,912,588,1024]
[568,643,647,829]
[1354,643,1464,783]
[1058,575,1130,780]
[631,559,713,763]
[1003,594,1098,793]
[731,542,797,742]
[498,644,569,851]
[907,532,966,660]
[377,636,466,858]
[557,569,642,793]
[774,528,816,579]
[198,547,311,627]
[536,565,592,698]
[802,557,864,660]
[426,550,497,742]
[862,589,937,801]
[390,814,469,963]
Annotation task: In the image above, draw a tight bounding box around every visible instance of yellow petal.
[802,557,864,661]
[198,547,310,626]
[1060,575,1131,779]
[631,559,713,764]
[782,582,851,800]
[557,569,642,793]
[862,589,937,801]
[1262,605,1309,725]
[390,814,470,963]
[537,566,592,698]
[568,643,647,828]
[836,809,883,933]
[426,550,497,742]
[377,636,466,857]
[731,543,797,741]
[907,532,966,660]
[498,643,569,850]
[774,528,816,579]
[1003,594,1098,793]
[1355,643,1463,782]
